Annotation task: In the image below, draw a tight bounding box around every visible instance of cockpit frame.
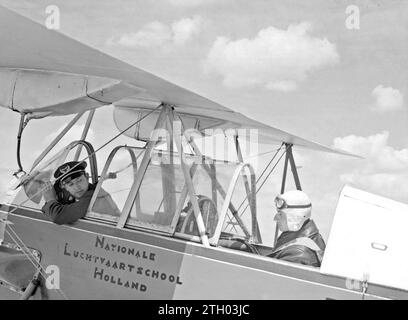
[84,104,261,248]
[12,103,303,253]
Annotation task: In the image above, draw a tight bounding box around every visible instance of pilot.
[268,190,326,267]
[42,161,121,225]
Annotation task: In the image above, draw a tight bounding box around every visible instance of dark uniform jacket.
[42,184,120,225]
[269,219,326,267]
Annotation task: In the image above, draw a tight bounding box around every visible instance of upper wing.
[0,6,357,157]
[0,6,228,113]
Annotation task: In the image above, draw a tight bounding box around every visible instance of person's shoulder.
[280,244,312,255]
[279,245,319,266]
[311,232,326,250]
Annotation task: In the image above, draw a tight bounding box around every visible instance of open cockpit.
[9,104,271,256]
[14,139,265,253]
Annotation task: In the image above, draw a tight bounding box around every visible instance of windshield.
[9,141,97,210]
[88,147,258,242]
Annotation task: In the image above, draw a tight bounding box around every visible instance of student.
[269,190,326,267]
[42,161,120,225]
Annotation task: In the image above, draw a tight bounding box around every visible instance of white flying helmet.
[274,190,312,232]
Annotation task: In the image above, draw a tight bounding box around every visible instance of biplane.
[0,6,407,300]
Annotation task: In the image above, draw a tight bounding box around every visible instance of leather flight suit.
[269,219,326,267]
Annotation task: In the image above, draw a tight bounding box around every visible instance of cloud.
[171,17,202,45]
[371,85,404,112]
[44,124,96,147]
[107,16,202,48]
[332,131,408,201]
[109,22,172,48]
[333,131,408,172]
[340,172,408,194]
[265,80,298,92]
[203,22,339,91]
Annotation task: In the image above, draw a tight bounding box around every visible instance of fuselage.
[1,204,406,300]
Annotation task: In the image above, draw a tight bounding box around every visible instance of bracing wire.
[239,148,287,216]
[4,104,162,217]
[225,146,287,234]
[235,143,284,214]
[4,226,69,300]
[0,104,162,299]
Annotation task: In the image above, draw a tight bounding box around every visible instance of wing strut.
[234,135,262,243]
[274,143,302,245]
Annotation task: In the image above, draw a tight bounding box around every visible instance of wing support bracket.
[274,143,302,245]
[14,112,30,177]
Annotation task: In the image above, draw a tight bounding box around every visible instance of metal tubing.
[20,269,41,300]
[168,107,210,246]
[183,128,251,238]
[15,113,27,174]
[211,163,256,245]
[87,146,139,218]
[287,144,302,190]
[117,107,168,228]
[74,109,95,161]
[274,145,290,246]
[31,112,84,171]
[234,134,261,243]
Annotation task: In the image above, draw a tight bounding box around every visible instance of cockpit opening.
[6,104,326,270]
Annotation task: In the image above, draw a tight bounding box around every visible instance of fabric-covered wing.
[0,6,229,114]
[0,6,355,156]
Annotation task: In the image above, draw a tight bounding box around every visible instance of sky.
[0,0,407,245]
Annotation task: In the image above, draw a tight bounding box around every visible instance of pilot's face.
[274,210,289,232]
[62,174,89,199]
